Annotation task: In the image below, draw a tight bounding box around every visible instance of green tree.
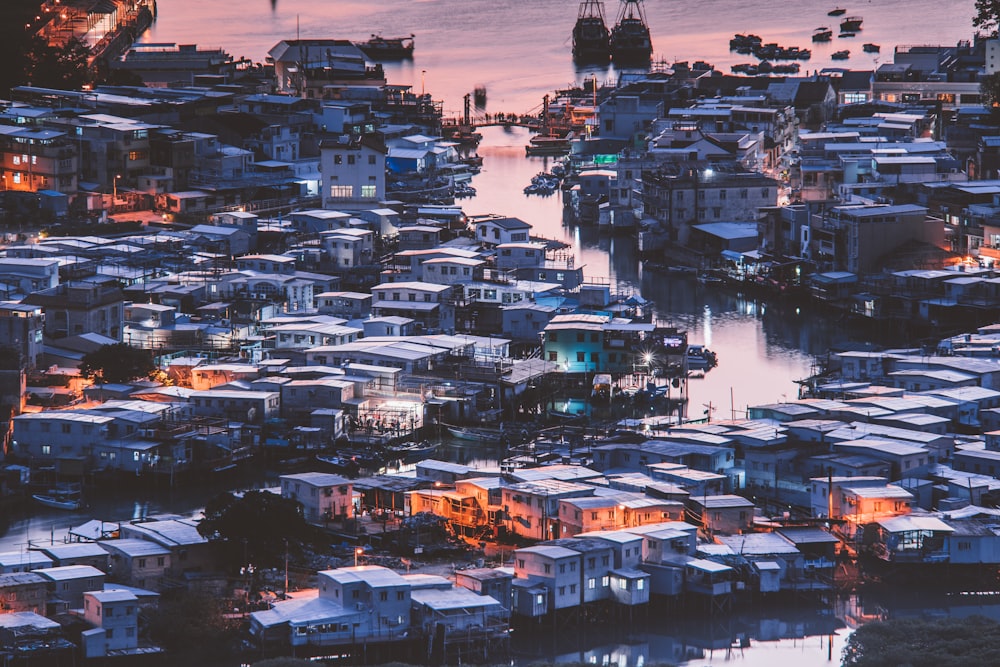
[976,1,1000,107]
[975,0,1000,35]
[23,35,93,90]
[843,616,1000,667]
[79,343,156,385]
[198,490,318,569]
[147,589,239,657]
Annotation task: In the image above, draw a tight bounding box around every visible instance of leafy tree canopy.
[79,343,156,385]
[975,0,1000,35]
[842,616,1000,667]
[198,490,317,568]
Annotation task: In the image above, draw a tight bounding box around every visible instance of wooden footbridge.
[441,94,553,134]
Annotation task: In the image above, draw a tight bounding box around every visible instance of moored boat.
[686,344,719,371]
[572,0,611,62]
[812,29,833,42]
[832,49,850,60]
[609,0,652,66]
[315,454,362,477]
[525,134,572,156]
[385,440,439,463]
[840,16,863,31]
[863,43,880,53]
[354,34,415,60]
[444,424,505,443]
[828,7,847,16]
[32,487,83,511]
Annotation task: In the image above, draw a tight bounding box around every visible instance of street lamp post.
[354,546,364,567]
[112,174,121,212]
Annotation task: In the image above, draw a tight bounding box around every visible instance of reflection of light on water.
[703,304,712,348]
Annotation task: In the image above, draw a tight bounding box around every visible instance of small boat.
[33,487,83,511]
[354,34,415,60]
[828,7,847,16]
[385,440,439,463]
[832,50,850,60]
[812,29,833,42]
[863,42,880,53]
[686,345,719,371]
[315,454,362,477]
[696,272,724,286]
[840,16,863,31]
[839,32,856,38]
[525,134,571,156]
[444,424,504,443]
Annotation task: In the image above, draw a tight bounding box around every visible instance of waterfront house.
[647,464,729,497]
[0,551,53,574]
[397,226,446,251]
[806,452,892,480]
[187,363,261,390]
[717,532,805,592]
[420,257,485,286]
[250,565,411,648]
[512,544,582,612]
[409,586,507,642]
[838,484,914,536]
[617,523,700,598]
[119,518,211,576]
[320,566,410,635]
[945,518,1000,565]
[37,543,109,572]
[503,479,595,541]
[472,216,531,247]
[502,303,558,342]
[546,538,616,605]
[0,573,47,614]
[319,134,387,210]
[454,568,513,608]
[23,276,124,342]
[190,389,280,424]
[0,612,74,661]
[370,281,455,334]
[315,291,372,319]
[776,526,840,587]
[866,515,953,563]
[683,558,734,602]
[81,589,139,657]
[575,531,645,569]
[415,460,481,486]
[322,229,376,270]
[686,495,755,535]
[281,472,354,523]
[10,411,115,473]
[809,476,889,519]
[34,565,105,612]
[953,440,1000,477]
[831,438,931,479]
[99,539,171,591]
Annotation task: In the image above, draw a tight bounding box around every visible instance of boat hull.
[32,494,82,511]
[445,426,503,443]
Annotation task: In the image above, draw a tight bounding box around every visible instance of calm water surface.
[145,0,976,115]
[69,2,985,664]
